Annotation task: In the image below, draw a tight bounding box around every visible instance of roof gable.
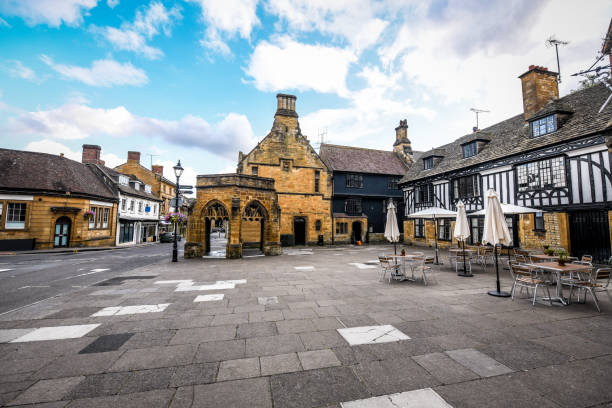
[320,144,409,175]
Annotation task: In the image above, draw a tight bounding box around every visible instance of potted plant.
[164,212,187,225]
[84,210,94,220]
[556,248,568,266]
[544,247,555,256]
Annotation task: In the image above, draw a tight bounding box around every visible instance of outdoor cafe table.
[526,262,593,305]
[530,254,559,263]
[387,254,423,281]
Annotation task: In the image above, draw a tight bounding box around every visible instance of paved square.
[2,244,612,407]
[337,325,410,345]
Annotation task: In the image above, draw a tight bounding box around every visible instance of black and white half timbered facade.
[400,64,612,262]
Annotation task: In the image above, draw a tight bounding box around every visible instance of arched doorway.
[203,201,229,256]
[54,216,71,248]
[293,217,306,245]
[242,201,267,254]
[352,221,362,244]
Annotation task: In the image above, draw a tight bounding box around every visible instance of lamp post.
[172,160,184,263]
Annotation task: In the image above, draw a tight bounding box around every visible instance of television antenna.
[469,108,489,130]
[546,36,569,83]
[315,128,328,152]
[147,154,159,169]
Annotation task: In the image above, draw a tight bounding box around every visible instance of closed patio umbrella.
[384,200,400,254]
[482,189,513,297]
[410,207,457,265]
[453,200,472,277]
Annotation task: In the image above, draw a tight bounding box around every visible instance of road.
[0,242,184,315]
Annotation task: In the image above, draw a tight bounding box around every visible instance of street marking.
[10,324,100,343]
[194,294,224,302]
[294,266,314,270]
[348,263,376,269]
[91,304,170,316]
[337,325,410,346]
[175,282,235,291]
[341,388,452,408]
[155,280,193,285]
[258,296,278,305]
[18,285,50,289]
[217,279,247,285]
[0,328,37,343]
[0,269,13,272]
[90,268,109,272]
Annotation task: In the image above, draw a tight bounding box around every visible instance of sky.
[0,0,611,191]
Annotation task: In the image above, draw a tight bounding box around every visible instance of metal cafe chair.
[509,262,553,306]
[378,256,402,283]
[568,267,612,312]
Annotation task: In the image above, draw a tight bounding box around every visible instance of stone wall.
[0,195,117,249]
[518,212,569,251]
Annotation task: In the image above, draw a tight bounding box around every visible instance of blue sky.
[0,0,611,189]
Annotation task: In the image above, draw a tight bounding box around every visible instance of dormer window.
[145,185,152,193]
[134,183,139,191]
[531,114,556,138]
[462,141,477,158]
[119,175,129,185]
[423,157,433,170]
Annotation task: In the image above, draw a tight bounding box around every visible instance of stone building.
[114,151,177,233]
[400,65,612,262]
[319,120,412,244]
[236,94,332,246]
[0,149,118,250]
[186,94,331,258]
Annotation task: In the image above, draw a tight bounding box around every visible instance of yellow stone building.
[236,94,332,246]
[186,94,332,258]
[0,149,118,250]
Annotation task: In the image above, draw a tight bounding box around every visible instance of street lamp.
[172,160,183,263]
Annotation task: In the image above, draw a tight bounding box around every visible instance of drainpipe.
[330,172,335,245]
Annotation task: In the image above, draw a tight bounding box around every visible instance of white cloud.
[189,0,259,55]
[6,102,257,160]
[100,151,122,167]
[24,139,81,161]
[266,0,388,52]
[246,36,357,97]
[0,17,10,27]
[41,55,148,87]
[7,60,37,82]
[301,65,434,148]
[107,0,119,8]
[97,1,181,59]
[0,0,98,27]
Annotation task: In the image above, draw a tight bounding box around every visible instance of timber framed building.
[400,65,612,262]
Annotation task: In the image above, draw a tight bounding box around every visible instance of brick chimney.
[82,144,105,165]
[152,165,163,175]
[127,151,140,164]
[393,119,413,164]
[273,93,300,135]
[519,65,559,120]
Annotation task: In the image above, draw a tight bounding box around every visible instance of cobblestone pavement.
[1,245,611,407]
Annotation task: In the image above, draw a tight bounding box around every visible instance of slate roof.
[0,149,115,200]
[319,144,410,175]
[401,83,612,183]
[94,165,160,201]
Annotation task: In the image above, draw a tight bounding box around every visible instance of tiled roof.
[95,165,160,201]
[319,144,410,175]
[401,83,612,183]
[0,149,115,200]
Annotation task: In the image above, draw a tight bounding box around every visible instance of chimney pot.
[519,64,559,120]
[152,165,164,175]
[127,151,141,163]
[82,144,103,165]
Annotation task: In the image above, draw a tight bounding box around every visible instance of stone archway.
[185,174,282,259]
[202,200,229,254]
[242,200,268,253]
